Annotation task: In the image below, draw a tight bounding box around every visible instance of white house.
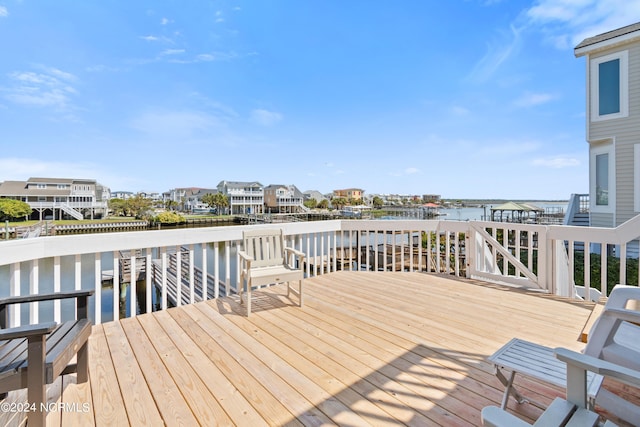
[0,177,109,220]
[217,181,264,215]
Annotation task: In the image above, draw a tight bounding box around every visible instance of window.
[590,141,615,213]
[595,153,609,205]
[591,51,628,121]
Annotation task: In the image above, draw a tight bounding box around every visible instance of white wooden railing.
[2,217,640,326]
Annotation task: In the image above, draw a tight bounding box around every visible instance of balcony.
[1,219,639,425]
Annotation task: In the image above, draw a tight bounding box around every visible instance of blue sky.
[1,1,640,199]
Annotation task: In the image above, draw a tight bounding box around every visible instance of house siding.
[588,42,640,227]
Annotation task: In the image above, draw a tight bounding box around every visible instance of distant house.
[0,177,108,220]
[217,181,264,214]
[303,190,327,204]
[264,184,304,213]
[333,188,364,201]
[575,22,640,228]
[112,191,134,200]
[166,187,216,211]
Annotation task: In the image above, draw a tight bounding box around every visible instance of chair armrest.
[284,247,306,260]
[602,307,640,324]
[0,321,57,341]
[0,290,95,307]
[0,290,94,328]
[237,250,253,262]
[481,406,531,427]
[555,347,640,388]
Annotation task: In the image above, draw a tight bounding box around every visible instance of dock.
[150,247,228,307]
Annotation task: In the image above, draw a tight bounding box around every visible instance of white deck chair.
[487,284,640,425]
[482,347,640,426]
[582,285,640,424]
[238,229,306,316]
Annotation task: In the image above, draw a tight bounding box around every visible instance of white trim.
[575,30,640,57]
[590,140,615,214]
[590,51,629,122]
[635,144,640,212]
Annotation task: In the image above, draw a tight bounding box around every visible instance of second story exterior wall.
[576,22,640,228]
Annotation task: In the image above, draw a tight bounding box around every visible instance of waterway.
[438,201,568,221]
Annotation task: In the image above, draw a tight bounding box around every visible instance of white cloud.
[514,92,555,107]
[450,105,470,116]
[161,17,170,25]
[0,6,8,17]
[141,35,158,41]
[161,49,185,56]
[468,24,522,82]
[250,109,283,126]
[525,0,640,48]
[0,158,102,180]
[4,67,78,111]
[130,110,226,139]
[532,156,580,168]
[405,167,420,174]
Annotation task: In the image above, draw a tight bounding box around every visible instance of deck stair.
[60,203,83,220]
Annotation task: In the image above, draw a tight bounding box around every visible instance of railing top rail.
[0,220,342,266]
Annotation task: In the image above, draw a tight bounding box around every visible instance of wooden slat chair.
[238,229,306,316]
[0,290,94,427]
[482,347,640,426]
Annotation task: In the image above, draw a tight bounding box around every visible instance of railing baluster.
[113,251,120,320]
[95,252,101,325]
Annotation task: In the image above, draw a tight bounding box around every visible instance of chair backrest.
[585,285,640,370]
[242,229,285,268]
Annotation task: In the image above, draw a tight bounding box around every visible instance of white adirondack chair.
[238,229,306,316]
[485,284,640,426]
[482,348,639,426]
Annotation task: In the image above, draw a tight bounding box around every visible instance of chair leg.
[27,335,47,427]
[77,341,89,383]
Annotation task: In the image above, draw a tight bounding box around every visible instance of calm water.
[439,201,568,221]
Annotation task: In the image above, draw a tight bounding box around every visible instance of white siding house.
[0,177,109,220]
[575,22,640,229]
[217,181,264,215]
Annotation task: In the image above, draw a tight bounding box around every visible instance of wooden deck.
[1,271,630,426]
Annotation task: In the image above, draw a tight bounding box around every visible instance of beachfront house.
[575,22,640,229]
[217,180,264,215]
[264,184,305,213]
[0,177,109,220]
[333,188,364,201]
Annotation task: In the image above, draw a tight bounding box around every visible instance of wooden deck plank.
[186,303,338,426]
[257,291,477,426]
[120,315,201,426]
[169,304,304,427]
[134,312,232,426]
[102,320,164,426]
[53,270,624,427]
[220,300,417,426]
[87,325,129,427]
[58,375,94,427]
[159,309,269,427]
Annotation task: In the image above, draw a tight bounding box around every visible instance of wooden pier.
[150,248,228,307]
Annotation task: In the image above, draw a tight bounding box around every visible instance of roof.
[0,180,69,196]
[491,201,543,212]
[575,21,640,56]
